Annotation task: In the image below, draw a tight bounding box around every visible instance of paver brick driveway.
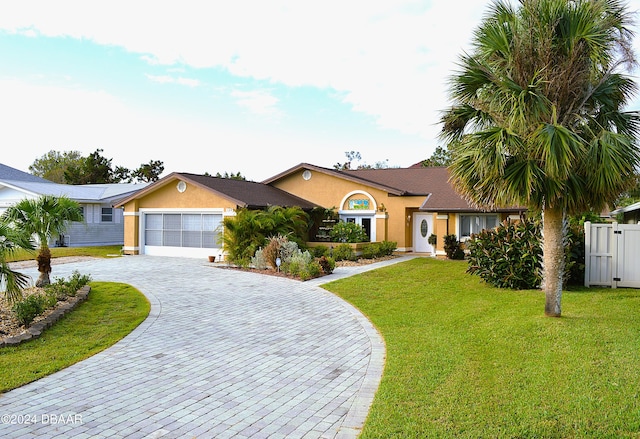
[0,256,387,439]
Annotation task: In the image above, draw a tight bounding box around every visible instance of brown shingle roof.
[181,173,318,209]
[264,163,523,213]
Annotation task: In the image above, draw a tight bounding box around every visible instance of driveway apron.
[0,256,386,439]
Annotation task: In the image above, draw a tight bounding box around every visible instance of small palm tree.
[2,195,84,287]
[440,0,640,316]
[0,220,34,303]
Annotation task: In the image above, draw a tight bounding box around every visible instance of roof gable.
[117,173,318,209]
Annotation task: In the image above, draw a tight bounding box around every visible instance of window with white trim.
[459,214,499,239]
[101,207,113,222]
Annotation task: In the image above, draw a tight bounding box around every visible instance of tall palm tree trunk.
[542,206,564,317]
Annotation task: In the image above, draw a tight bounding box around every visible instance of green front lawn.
[324,258,640,438]
[6,245,123,262]
[0,281,149,393]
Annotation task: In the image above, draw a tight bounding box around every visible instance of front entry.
[413,213,434,254]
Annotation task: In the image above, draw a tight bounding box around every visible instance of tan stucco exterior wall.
[271,169,426,250]
[120,178,238,254]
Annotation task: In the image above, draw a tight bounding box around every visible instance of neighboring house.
[264,163,525,255]
[610,202,640,224]
[0,163,147,247]
[115,172,318,258]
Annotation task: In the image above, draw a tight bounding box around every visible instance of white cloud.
[145,74,200,87]
[230,89,280,116]
[0,0,494,146]
[1,0,638,170]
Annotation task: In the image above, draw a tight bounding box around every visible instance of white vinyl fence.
[584,221,640,288]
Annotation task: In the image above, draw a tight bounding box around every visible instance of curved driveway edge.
[0,256,411,438]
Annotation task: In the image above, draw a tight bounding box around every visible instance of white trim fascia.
[123,211,140,216]
[138,208,226,213]
[122,246,139,251]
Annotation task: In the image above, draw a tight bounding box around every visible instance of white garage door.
[143,212,223,257]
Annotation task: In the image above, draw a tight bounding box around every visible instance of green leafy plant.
[466,219,542,289]
[443,234,465,260]
[311,245,330,258]
[332,243,357,261]
[329,221,369,243]
[318,256,335,274]
[222,206,310,266]
[12,294,47,326]
[428,234,437,246]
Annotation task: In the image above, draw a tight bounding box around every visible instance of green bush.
[318,256,335,274]
[66,270,91,293]
[12,294,47,326]
[45,270,92,300]
[466,218,542,289]
[332,243,357,261]
[222,206,310,266]
[251,248,268,270]
[379,241,397,256]
[443,234,465,260]
[329,221,369,243]
[361,243,381,259]
[466,217,587,289]
[299,260,322,281]
[311,245,330,258]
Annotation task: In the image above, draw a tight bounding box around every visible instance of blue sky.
[1,0,639,181]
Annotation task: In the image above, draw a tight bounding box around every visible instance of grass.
[323,258,640,438]
[6,245,123,262]
[0,281,149,393]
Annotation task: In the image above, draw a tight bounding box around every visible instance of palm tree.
[0,220,34,303]
[2,195,84,287]
[440,0,640,316]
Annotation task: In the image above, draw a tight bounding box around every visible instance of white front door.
[414,213,434,253]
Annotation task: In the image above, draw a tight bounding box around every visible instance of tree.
[64,148,117,184]
[211,171,246,181]
[132,160,165,183]
[29,150,83,183]
[334,151,392,170]
[2,195,84,287]
[334,151,363,170]
[0,220,34,303]
[440,0,639,317]
[421,145,452,167]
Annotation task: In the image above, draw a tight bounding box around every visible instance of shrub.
[283,250,313,277]
[466,217,587,289]
[251,248,269,270]
[311,245,330,258]
[332,243,356,261]
[299,260,322,281]
[318,256,336,274]
[565,222,585,286]
[329,221,369,243]
[280,240,300,264]
[443,234,465,260]
[263,235,288,269]
[67,270,91,292]
[361,243,381,259]
[466,218,543,289]
[379,241,397,256]
[12,294,47,326]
